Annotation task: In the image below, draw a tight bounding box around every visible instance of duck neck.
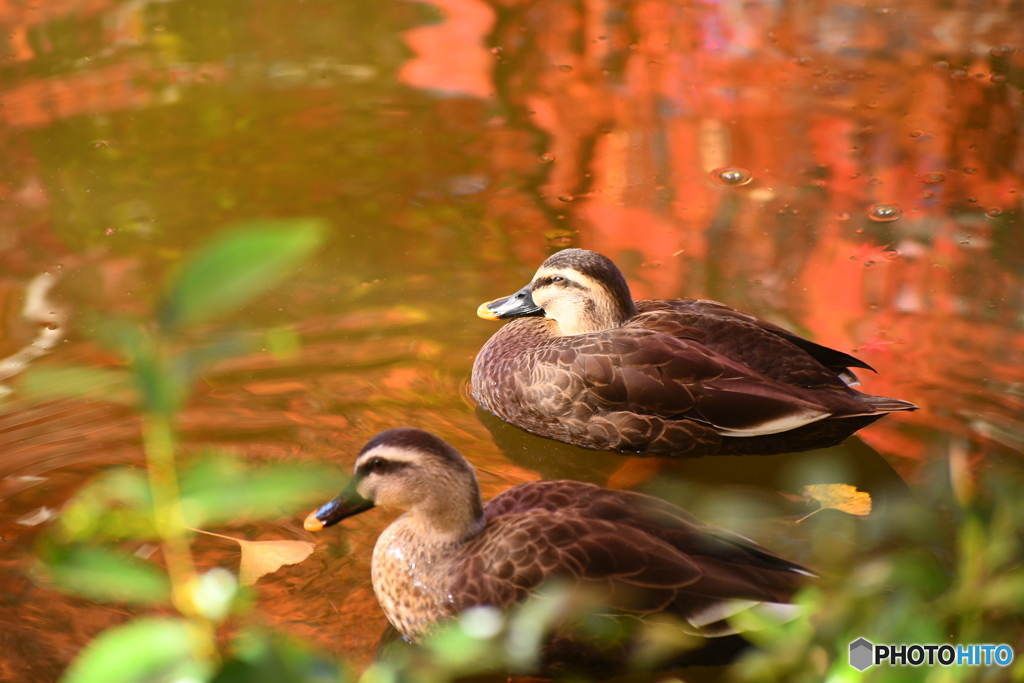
[412,484,486,546]
[553,296,638,336]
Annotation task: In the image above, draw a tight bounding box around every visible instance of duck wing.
[448,480,807,633]
[635,299,870,388]
[541,325,873,439]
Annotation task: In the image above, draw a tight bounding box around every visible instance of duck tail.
[861,395,918,414]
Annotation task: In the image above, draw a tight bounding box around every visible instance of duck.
[471,248,917,457]
[304,428,813,672]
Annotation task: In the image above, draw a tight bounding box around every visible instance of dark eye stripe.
[356,457,412,478]
[534,275,585,291]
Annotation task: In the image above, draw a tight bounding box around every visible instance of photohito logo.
[849,638,1014,671]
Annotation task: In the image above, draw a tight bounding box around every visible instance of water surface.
[0,0,1022,678]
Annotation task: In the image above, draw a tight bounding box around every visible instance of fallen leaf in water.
[190,528,315,585]
[796,484,872,523]
[237,539,316,586]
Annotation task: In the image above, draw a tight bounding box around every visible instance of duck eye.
[370,457,385,471]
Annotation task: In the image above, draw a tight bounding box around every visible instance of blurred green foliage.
[26,220,349,683]
[729,469,1024,683]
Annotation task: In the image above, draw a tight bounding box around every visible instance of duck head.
[477,249,640,336]
[304,428,486,543]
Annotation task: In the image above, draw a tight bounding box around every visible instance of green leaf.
[179,453,344,527]
[60,617,212,683]
[16,365,133,406]
[59,469,156,541]
[159,219,325,331]
[214,628,349,683]
[37,544,170,605]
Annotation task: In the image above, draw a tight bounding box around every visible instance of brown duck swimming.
[305,428,812,671]
[472,249,917,456]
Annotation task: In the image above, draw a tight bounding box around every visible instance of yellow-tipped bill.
[475,284,542,320]
[477,299,502,320]
[303,510,325,531]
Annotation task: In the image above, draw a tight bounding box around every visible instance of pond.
[0,0,1022,680]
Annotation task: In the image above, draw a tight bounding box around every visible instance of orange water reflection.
[0,0,1022,678]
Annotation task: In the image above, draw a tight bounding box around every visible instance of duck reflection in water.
[305,428,815,674]
[473,249,917,457]
[474,404,912,519]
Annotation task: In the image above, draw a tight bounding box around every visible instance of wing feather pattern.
[446,481,807,634]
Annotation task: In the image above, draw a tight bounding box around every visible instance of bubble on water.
[557,195,574,202]
[967,196,978,203]
[544,229,574,246]
[934,60,950,69]
[923,172,945,184]
[93,140,109,148]
[709,167,753,187]
[538,153,556,164]
[863,261,876,269]
[990,74,1007,84]
[838,212,851,220]
[921,191,934,199]
[865,100,879,108]
[490,46,502,54]
[793,56,813,66]
[883,249,900,260]
[557,64,572,73]
[875,6,894,14]
[43,322,59,330]
[867,203,903,222]
[951,69,969,79]
[985,207,1002,217]
[963,167,977,175]
[811,179,826,188]
[104,227,116,235]
[990,45,1014,57]
[854,228,865,234]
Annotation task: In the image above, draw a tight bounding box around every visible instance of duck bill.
[303,480,374,531]
[476,284,543,320]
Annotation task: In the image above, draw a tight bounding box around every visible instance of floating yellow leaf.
[190,528,315,585]
[796,484,872,523]
[236,539,315,586]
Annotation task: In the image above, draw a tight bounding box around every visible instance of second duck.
[472,248,916,456]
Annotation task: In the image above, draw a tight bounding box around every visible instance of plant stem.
[143,412,217,663]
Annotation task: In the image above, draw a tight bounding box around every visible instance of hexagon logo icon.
[850,638,874,671]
